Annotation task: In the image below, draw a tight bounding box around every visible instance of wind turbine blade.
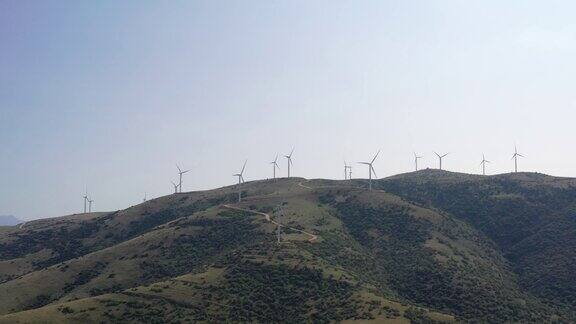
[289,147,294,157]
[176,165,182,173]
[517,154,524,158]
[371,165,377,178]
[241,160,247,174]
[358,162,369,165]
[434,151,440,158]
[371,150,381,164]
[274,154,278,163]
[442,153,449,158]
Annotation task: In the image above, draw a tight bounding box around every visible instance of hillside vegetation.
[380,169,576,315]
[0,174,575,323]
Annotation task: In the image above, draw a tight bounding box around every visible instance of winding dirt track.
[222,204,318,243]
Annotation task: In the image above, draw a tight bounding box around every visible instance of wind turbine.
[171,181,179,194]
[234,160,247,202]
[358,150,380,190]
[88,198,94,213]
[82,187,88,214]
[414,153,423,171]
[344,161,352,180]
[270,154,280,180]
[285,148,294,178]
[480,154,490,175]
[176,165,190,193]
[434,152,449,170]
[512,145,524,173]
[143,193,147,203]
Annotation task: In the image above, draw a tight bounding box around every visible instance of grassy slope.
[0,181,456,323]
[0,264,452,324]
[0,175,572,322]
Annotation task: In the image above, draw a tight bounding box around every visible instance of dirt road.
[222,204,318,243]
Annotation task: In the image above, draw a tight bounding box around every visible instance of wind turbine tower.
[176,165,190,193]
[414,153,423,171]
[434,152,449,170]
[358,150,380,190]
[234,160,247,202]
[83,188,88,214]
[512,146,524,173]
[171,181,179,194]
[344,161,352,180]
[88,198,94,213]
[480,154,490,175]
[270,154,280,180]
[285,148,294,178]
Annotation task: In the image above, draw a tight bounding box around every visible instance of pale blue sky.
[2,1,576,220]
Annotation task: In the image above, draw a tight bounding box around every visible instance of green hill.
[380,169,576,317]
[0,175,574,323]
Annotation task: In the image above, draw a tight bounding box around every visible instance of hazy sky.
[2,1,576,220]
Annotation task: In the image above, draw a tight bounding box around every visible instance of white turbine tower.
[82,187,88,214]
[234,160,247,202]
[480,154,490,175]
[358,150,380,190]
[171,181,179,194]
[176,165,190,193]
[414,152,423,171]
[512,145,524,173]
[88,198,94,213]
[285,148,294,178]
[270,154,280,180]
[434,152,449,170]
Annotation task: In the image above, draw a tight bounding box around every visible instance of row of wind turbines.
[227,146,525,203]
[81,146,525,213]
[412,145,524,176]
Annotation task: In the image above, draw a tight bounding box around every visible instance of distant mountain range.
[0,215,21,226]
